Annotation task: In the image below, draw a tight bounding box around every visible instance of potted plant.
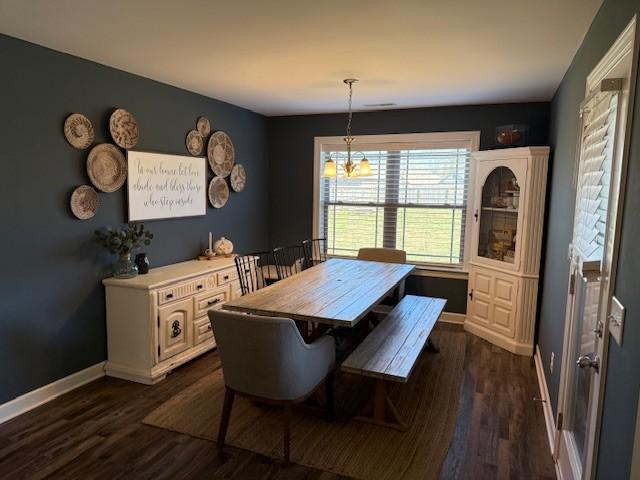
[95,223,154,278]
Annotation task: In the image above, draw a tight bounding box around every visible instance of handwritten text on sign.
[127,151,207,221]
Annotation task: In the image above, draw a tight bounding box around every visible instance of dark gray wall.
[0,35,269,404]
[268,103,550,313]
[538,1,640,478]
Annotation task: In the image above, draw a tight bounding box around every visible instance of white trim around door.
[555,15,639,480]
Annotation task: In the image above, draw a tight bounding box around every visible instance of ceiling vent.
[363,102,396,108]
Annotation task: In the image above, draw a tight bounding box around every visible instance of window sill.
[326,255,469,280]
[411,266,468,280]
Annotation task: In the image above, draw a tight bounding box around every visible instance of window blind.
[574,91,619,263]
[319,145,470,265]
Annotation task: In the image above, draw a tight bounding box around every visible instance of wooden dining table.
[222,258,415,328]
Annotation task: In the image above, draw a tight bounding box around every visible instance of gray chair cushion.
[209,310,335,401]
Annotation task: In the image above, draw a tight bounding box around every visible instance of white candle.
[208,232,212,252]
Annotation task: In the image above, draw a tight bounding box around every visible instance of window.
[313,132,479,267]
[573,89,619,266]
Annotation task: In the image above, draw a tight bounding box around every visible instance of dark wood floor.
[0,325,555,480]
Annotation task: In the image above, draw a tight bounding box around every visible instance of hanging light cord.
[346,80,353,139]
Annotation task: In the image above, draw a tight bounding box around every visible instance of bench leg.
[426,337,440,353]
[354,379,407,431]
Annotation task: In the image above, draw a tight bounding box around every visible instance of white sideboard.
[103,258,241,384]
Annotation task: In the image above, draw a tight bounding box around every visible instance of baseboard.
[0,362,106,425]
[463,321,533,355]
[439,311,466,324]
[534,346,564,480]
[534,346,557,453]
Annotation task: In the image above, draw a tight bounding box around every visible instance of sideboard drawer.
[194,316,214,345]
[158,274,215,305]
[217,268,238,286]
[194,287,228,318]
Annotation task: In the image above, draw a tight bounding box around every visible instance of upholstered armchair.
[208,310,336,464]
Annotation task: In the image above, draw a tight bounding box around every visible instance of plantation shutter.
[573,90,620,265]
[318,142,471,265]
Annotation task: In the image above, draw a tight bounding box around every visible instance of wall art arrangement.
[65,110,247,221]
[64,107,139,220]
[127,150,207,221]
[185,116,247,209]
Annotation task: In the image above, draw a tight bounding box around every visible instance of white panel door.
[468,267,518,339]
[491,273,518,338]
[468,268,492,327]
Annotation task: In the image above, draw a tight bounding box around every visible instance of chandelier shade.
[323,79,372,178]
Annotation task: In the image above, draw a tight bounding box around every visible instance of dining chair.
[357,247,407,265]
[234,252,276,295]
[302,238,327,267]
[357,247,407,310]
[209,310,336,464]
[273,245,307,280]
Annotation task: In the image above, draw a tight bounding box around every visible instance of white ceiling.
[0,0,603,116]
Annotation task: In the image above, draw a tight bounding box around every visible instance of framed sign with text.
[127,150,207,221]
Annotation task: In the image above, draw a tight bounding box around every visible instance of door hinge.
[557,412,563,430]
[157,345,161,357]
[157,316,160,328]
[569,272,576,295]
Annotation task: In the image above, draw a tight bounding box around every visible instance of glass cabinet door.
[477,166,520,264]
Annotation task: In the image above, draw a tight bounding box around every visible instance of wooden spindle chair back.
[234,252,274,295]
[273,245,307,280]
[302,238,327,268]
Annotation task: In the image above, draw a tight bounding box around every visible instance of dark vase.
[135,252,150,274]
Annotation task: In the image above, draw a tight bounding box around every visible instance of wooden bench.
[341,294,447,430]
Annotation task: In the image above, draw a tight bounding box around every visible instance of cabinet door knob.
[197,284,203,290]
[468,290,473,300]
[166,293,174,299]
[223,275,229,280]
[208,298,221,306]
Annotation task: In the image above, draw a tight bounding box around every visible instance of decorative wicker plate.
[208,176,229,208]
[207,131,235,177]
[197,116,211,137]
[186,129,204,156]
[230,164,246,192]
[64,113,94,149]
[86,143,127,192]
[70,185,99,219]
[109,108,139,149]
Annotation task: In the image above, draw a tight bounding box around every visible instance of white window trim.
[312,131,480,275]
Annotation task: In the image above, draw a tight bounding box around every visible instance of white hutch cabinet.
[103,258,241,384]
[465,147,549,355]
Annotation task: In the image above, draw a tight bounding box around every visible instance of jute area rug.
[143,327,465,480]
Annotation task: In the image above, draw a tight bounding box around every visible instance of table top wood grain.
[222,258,414,327]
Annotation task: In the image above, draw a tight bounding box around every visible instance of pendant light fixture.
[323,79,372,178]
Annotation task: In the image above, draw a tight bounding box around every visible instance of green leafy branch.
[94,222,154,256]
